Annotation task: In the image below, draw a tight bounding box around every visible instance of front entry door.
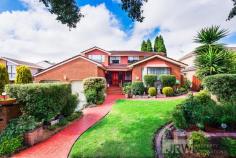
[112,72,119,86]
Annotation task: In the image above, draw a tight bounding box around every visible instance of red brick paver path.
[12,94,124,158]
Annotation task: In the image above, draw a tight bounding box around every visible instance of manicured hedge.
[83,77,106,105]
[162,87,174,96]
[203,74,236,102]
[160,75,176,87]
[131,81,145,95]
[148,87,157,96]
[144,75,157,87]
[5,83,73,121]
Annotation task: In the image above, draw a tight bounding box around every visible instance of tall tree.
[154,35,167,54]
[15,66,33,84]
[228,0,236,20]
[141,40,147,51]
[146,39,153,52]
[194,26,235,79]
[0,64,9,93]
[40,0,148,29]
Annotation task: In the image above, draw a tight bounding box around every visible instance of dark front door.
[112,72,119,86]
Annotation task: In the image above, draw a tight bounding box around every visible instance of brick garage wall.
[34,58,102,82]
[132,57,182,82]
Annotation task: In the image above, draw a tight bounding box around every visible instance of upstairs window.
[88,55,105,63]
[128,56,139,63]
[110,56,120,64]
[147,67,170,75]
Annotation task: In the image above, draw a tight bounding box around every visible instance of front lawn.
[69,99,183,158]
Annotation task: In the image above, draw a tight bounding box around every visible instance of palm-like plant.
[194,25,235,79]
[194,25,228,45]
[195,46,234,79]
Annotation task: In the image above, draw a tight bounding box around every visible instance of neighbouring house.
[179,47,236,91]
[0,57,44,81]
[36,60,55,69]
[34,46,187,109]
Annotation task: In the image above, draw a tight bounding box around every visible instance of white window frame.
[128,56,139,63]
[110,56,120,64]
[88,55,105,63]
[147,67,170,75]
[6,61,17,80]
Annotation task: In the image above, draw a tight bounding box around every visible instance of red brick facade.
[131,57,182,82]
[34,57,105,82]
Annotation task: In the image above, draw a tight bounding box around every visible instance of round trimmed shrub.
[0,64,9,93]
[84,89,97,104]
[144,75,157,87]
[15,65,33,84]
[162,87,174,96]
[160,75,176,87]
[148,87,157,96]
[131,81,145,95]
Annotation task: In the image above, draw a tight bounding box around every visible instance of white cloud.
[0,0,236,63]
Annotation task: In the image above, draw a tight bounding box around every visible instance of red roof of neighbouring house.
[105,64,132,71]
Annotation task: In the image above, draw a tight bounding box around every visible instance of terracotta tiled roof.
[109,51,156,57]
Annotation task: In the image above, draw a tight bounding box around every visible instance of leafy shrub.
[67,112,82,121]
[217,103,236,129]
[221,138,236,157]
[148,87,157,96]
[160,75,176,87]
[83,77,106,105]
[0,135,23,156]
[122,82,131,88]
[15,65,33,84]
[5,83,72,121]
[182,78,191,90]
[188,131,211,157]
[61,94,78,116]
[162,87,174,96]
[123,84,132,94]
[0,64,9,93]
[84,89,97,104]
[131,81,145,95]
[172,105,188,129]
[144,75,157,87]
[58,118,68,127]
[203,74,236,103]
[176,87,188,95]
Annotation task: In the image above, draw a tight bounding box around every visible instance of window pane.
[147,67,170,75]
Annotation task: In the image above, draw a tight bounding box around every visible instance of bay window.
[147,67,170,75]
[88,55,105,63]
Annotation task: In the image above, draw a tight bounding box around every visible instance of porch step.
[107,87,123,95]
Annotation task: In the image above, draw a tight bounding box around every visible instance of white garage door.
[71,81,87,110]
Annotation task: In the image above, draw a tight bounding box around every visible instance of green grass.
[69,99,183,158]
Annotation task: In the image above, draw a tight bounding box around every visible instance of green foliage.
[188,131,211,157]
[0,135,23,156]
[58,118,68,127]
[221,138,236,157]
[195,46,235,79]
[122,84,132,94]
[217,103,236,129]
[154,35,167,54]
[67,112,82,122]
[148,87,156,96]
[131,81,145,95]
[176,87,188,95]
[0,64,9,93]
[162,87,174,96]
[146,39,153,52]
[203,74,236,103]
[160,75,176,87]
[61,94,78,116]
[15,65,33,84]
[172,105,188,129]
[41,0,83,28]
[141,40,147,51]
[144,74,157,87]
[182,78,191,90]
[5,83,72,121]
[83,77,106,105]
[228,0,236,20]
[194,26,228,45]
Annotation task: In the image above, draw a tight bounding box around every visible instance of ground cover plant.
[69,99,183,158]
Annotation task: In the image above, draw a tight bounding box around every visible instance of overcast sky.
[0,0,236,63]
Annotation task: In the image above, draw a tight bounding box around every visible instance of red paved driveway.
[12,94,124,158]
